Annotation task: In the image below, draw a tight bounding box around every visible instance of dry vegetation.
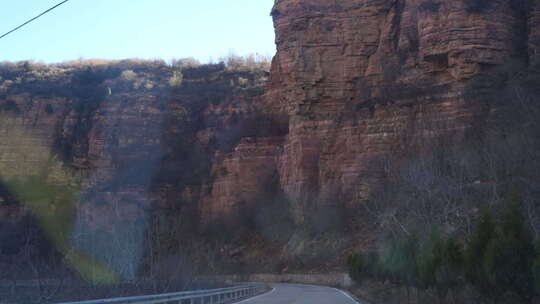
[347,61,540,304]
[0,53,271,97]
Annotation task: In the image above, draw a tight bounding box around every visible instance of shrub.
[74,66,119,86]
[218,52,272,72]
[171,57,201,69]
[120,70,137,81]
[380,235,420,287]
[168,71,183,87]
[348,253,367,284]
[144,80,154,90]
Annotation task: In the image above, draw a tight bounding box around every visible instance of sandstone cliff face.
[1,0,539,262]
[0,61,269,235]
[234,0,540,225]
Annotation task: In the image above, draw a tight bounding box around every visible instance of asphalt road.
[236,283,360,304]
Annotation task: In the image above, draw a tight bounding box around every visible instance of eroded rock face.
[248,0,538,223]
[0,0,539,251]
[0,61,269,233]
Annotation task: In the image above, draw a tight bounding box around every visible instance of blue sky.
[0,0,276,63]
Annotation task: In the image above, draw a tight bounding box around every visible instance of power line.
[0,0,70,41]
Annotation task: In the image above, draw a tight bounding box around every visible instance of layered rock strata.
[1,0,539,253]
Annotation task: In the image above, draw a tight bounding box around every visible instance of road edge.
[233,287,276,303]
[333,287,363,304]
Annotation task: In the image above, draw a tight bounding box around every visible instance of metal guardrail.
[56,284,269,304]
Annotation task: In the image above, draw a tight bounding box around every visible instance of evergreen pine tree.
[532,242,540,296]
[417,229,442,292]
[381,234,419,303]
[418,230,464,303]
[436,237,464,302]
[465,205,496,298]
[484,195,536,302]
[347,253,366,284]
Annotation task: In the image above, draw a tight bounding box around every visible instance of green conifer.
[484,195,535,302]
[465,205,495,297]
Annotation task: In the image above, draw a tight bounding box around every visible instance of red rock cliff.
[1,0,539,249]
[233,0,538,224]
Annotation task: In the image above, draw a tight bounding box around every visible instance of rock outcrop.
[252,0,538,222]
[1,0,539,267]
[0,61,269,249]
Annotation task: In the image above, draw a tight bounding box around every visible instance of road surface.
[237,283,359,304]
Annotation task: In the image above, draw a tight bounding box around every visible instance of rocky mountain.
[260,0,538,221]
[1,0,539,275]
